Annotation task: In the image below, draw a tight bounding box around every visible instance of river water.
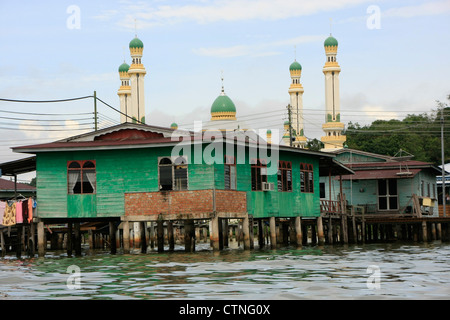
[0,240,449,300]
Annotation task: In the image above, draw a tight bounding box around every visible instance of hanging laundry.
[28,198,33,223]
[22,199,29,224]
[0,201,5,225]
[3,202,16,226]
[16,201,23,224]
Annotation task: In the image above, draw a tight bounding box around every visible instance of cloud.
[107,0,374,30]
[362,105,399,121]
[383,0,450,18]
[193,35,324,58]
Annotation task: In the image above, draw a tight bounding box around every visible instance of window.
[251,159,267,191]
[277,161,292,192]
[378,179,398,211]
[300,163,314,193]
[320,182,326,199]
[224,155,237,190]
[68,160,96,194]
[158,156,188,191]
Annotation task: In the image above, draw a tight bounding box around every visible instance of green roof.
[324,36,338,47]
[289,61,302,71]
[129,37,144,48]
[211,94,236,113]
[170,122,178,128]
[118,62,130,73]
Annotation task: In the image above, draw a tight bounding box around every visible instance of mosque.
[116,34,346,152]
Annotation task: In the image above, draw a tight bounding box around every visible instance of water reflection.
[0,241,449,299]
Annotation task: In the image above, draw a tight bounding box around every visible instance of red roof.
[0,178,35,191]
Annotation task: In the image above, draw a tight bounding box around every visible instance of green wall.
[36,144,321,219]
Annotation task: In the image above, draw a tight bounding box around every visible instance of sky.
[0,0,449,181]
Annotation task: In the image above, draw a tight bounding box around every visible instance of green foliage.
[345,98,450,166]
[306,138,324,151]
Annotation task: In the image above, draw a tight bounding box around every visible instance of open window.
[378,179,398,211]
[158,156,188,191]
[251,159,267,191]
[277,161,292,192]
[300,163,314,193]
[68,160,96,194]
[224,155,237,190]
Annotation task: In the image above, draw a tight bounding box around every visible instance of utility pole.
[94,90,98,131]
[287,104,293,147]
[441,107,446,217]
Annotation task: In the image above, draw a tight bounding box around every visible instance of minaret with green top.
[321,34,346,151]
[118,61,131,123]
[288,59,307,148]
[128,36,146,124]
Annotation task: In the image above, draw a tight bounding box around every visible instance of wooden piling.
[422,221,428,242]
[167,221,174,251]
[67,222,73,256]
[109,222,117,254]
[123,221,130,254]
[74,223,81,256]
[157,219,164,253]
[184,219,195,252]
[243,215,250,250]
[269,216,276,249]
[317,216,325,245]
[258,219,265,248]
[295,216,302,248]
[1,229,5,257]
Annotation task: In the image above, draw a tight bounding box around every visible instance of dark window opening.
[277,161,292,192]
[68,160,96,194]
[251,159,267,191]
[300,163,314,193]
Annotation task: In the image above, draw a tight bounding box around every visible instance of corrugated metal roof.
[340,168,421,180]
[0,178,35,191]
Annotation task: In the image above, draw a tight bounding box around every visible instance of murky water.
[0,241,449,300]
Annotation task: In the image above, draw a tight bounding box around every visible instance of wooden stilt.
[249,216,254,249]
[422,221,428,242]
[436,223,442,240]
[109,222,117,254]
[123,221,130,254]
[74,223,81,256]
[139,222,146,253]
[210,216,220,251]
[317,216,325,245]
[168,221,174,251]
[184,219,195,252]
[327,218,333,244]
[258,219,265,248]
[67,222,73,256]
[269,216,276,249]
[0,230,5,257]
[295,216,302,248]
[243,215,250,250]
[218,218,224,250]
[157,219,164,253]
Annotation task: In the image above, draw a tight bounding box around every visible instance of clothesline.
[0,198,36,227]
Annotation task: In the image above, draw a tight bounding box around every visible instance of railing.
[320,200,342,215]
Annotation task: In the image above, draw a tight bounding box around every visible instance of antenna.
[221,70,225,94]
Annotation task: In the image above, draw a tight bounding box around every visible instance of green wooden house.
[12,123,350,251]
[320,148,442,217]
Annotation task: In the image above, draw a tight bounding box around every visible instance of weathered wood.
[243,215,250,250]
[1,230,5,257]
[109,222,117,254]
[139,222,146,253]
[67,222,73,256]
[269,216,276,249]
[422,221,428,242]
[123,221,130,253]
[157,219,164,253]
[211,215,220,251]
[167,221,174,251]
[295,216,302,248]
[258,219,265,248]
[74,223,81,256]
[317,216,325,245]
[184,219,195,252]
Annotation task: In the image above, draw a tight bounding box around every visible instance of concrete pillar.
[295,216,302,248]
[123,221,130,254]
[269,216,276,249]
[243,215,250,250]
[210,215,220,251]
[317,216,325,245]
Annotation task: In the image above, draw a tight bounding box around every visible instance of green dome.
[118,62,130,73]
[170,122,178,129]
[284,120,290,125]
[289,61,302,71]
[129,37,144,48]
[211,94,236,113]
[324,36,338,47]
[267,129,272,134]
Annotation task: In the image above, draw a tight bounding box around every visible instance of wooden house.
[320,148,442,217]
[11,123,350,253]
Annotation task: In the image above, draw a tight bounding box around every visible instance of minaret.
[210,76,237,121]
[117,62,131,123]
[320,34,346,151]
[266,129,272,144]
[282,121,291,146]
[128,36,146,124]
[288,60,307,148]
